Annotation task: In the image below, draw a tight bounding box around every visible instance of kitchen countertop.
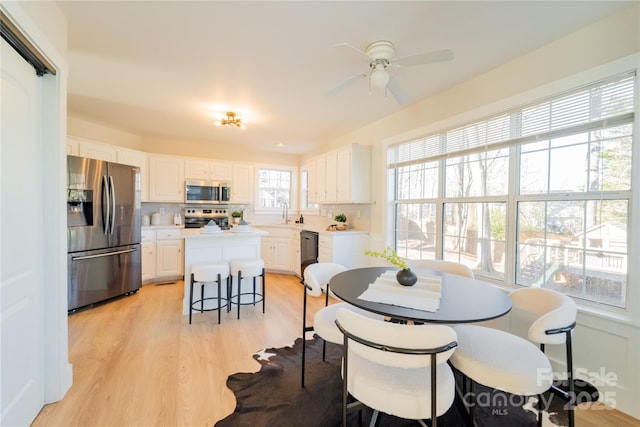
[142,223,368,235]
[251,223,368,235]
[142,225,183,229]
[182,229,268,238]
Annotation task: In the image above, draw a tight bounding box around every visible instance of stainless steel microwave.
[185,180,231,204]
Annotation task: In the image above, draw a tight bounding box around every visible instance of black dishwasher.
[300,230,318,277]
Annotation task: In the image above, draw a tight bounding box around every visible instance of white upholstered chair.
[301,263,382,387]
[405,259,474,279]
[449,286,578,425]
[335,308,458,427]
[509,287,578,427]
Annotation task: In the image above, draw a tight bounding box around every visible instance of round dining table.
[329,266,512,324]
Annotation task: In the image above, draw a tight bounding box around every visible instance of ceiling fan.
[328,40,454,105]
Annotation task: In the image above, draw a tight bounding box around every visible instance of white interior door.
[1,38,45,426]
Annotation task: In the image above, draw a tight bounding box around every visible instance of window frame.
[388,70,636,312]
[253,165,297,215]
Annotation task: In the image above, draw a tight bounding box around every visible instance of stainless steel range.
[184,207,231,229]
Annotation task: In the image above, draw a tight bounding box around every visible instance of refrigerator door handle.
[102,175,110,235]
[71,248,137,261]
[109,175,116,235]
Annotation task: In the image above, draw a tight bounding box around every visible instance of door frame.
[2,2,72,405]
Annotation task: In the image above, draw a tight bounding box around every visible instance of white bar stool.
[229,259,265,319]
[189,262,230,324]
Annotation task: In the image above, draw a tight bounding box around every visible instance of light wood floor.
[33,274,639,427]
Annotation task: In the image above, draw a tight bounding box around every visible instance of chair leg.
[302,282,307,388]
[217,273,222,325]
[189,273,194,324]
[252,276,256,306]
[342,335,349,427]
[226,276,232,313]
[237,271,242,319]
[431,353,437,427]
[261,269,266,314]
[566,331,575,427]
[537,394,543,427]
[200,283,205,313]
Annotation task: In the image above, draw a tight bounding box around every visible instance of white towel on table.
[358,270,442,312]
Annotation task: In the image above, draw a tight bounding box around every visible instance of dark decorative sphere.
[396,268,417,286]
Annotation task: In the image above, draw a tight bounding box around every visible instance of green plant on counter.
[231,211,243,218]
[364,246,408,270]
[334,213,347,223]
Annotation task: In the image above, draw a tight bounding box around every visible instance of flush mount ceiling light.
[215,112,246,129]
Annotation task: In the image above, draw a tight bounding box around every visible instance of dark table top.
[329,267,512,324]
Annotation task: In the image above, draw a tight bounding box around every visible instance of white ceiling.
[57,1,634,155]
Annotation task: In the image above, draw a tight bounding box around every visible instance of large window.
[389,72,635,307]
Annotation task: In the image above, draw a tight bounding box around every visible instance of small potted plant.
[334,213,348,230]
[231,210,242,224]
[364,246,417,286]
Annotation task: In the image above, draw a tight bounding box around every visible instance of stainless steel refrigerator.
[67,155,141,311]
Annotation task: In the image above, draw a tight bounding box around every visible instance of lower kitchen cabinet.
[318,232,369,269]
[141,227,183,283]
[155,239,182,278]
[141,241,156,283]
[261,236,291,272]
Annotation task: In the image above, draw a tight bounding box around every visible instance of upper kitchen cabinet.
[335,144,370,203]
[231,163,254,204]
[312,143,371,204]
[116,148,148,202]
[184,159,232,181]
[68,137,149,201]
[148,154,185,202]
[72,136,117,161]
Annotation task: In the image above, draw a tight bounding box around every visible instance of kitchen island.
[182,229,267,315]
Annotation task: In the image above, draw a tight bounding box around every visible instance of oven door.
[183,217,208,228]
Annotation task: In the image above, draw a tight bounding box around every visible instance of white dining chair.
[335,308,458,427]
[301,263,382,387]
[449,286,577,425]
[509,287,578,427]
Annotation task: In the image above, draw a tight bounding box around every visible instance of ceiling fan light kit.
[215,112,246,129]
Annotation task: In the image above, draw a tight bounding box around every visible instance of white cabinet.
[141,228,183,283]
[318,232,369,269]
[306,161,318,204]
[155,228,183,279]
[116,148,148,202]
[141,230,156,283]
[185,159,232,181]
[291,231,301,276]
[311,144,371,204]
[254,226,298,273]
[261,237,291,272]
[148,155,185,202]
[315,156,327,203]
[232,163,254,204]
[77,139,117,162]
[67,138,79,156]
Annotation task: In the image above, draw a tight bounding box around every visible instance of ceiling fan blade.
[333,42,371,61]
[386,78,410,105]
[395,49,454,67]
[326,72,367,97]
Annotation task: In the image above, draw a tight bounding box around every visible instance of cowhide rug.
[215,337,597,427]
